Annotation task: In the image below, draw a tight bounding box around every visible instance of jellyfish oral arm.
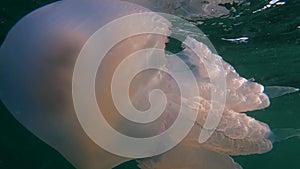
[264,86,299,98]
[268,128,300,143]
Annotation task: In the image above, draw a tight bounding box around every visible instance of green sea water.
[0,0,299,169]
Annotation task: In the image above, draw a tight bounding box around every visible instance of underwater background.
[0,0,299,169]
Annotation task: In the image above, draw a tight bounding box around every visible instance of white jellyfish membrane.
[0,0,299,169]
[264,86,299,98]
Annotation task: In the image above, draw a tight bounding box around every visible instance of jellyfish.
[0,0,299,169]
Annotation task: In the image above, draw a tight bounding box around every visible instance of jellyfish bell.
[0,0,166,168]
[0,0,299,169]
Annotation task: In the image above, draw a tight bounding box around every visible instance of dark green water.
[0,0,299,169]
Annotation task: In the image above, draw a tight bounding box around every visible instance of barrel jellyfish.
[0,0,299,169]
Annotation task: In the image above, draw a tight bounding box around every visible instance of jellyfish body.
[0,0,153,168]
[0,0,298,169]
